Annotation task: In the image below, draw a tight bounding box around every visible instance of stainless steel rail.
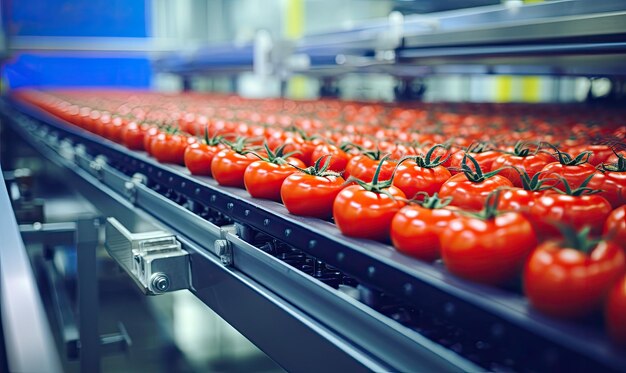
[0,167,63,373]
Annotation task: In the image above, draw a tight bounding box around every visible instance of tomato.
[310,143,350,172]
[393,145,452,199]
[211,138,259,187]
[290,130,324,166]
[333,156,406,241]
[334,185,405,241]
[391,194,458,262]
[143,126,161,154]
[607,150,626,165]
[496,188,537,211]
[529,176,612,238]
[572,144,614,166]
[344,151,396,183]
[604,206,626,247]
[589,153,626,208]
[281,156,345,218]
[121,121,146,150]
[267,133,304,161]
[184,134,225,176]
[439,193,537,285]
[524,234,626,318]
[589,171,626,209]
[151,133,195,165]
[104,116,125,143]
[439,154,513,211]
[243,145,306,201]
[538,147,596,191]
[447,143,501,174]
[606,275,626,344]
[491,142,553,187]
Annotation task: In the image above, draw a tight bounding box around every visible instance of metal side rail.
[3,97,626,372]
[0,167,63,372]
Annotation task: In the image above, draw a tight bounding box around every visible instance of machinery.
[1,1,626,372]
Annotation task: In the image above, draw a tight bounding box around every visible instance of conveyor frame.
[3,96,626,372]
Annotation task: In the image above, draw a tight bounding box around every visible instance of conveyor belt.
[3,96,626,372]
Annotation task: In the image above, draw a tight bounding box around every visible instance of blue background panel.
[4,54,152,88]
[7,0,149,37]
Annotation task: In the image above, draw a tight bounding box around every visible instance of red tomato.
[393,145,452,199]
[606,275,626,344]
[573,144,614,166]
[589,154,626,208]
[151,133,195,165]
[538,148,596,192]
[391,195,458,262]
[104,116,125,143]
[588,171,626,209]
[210,140,260,188]
[607,151,626,164]
[439,155,513,211]
[121,122,146,150]
[496,188,538,211]
[244,157,305,201]
[525,237,626,318]
[529,186,612,238]
[344,152,396,183]
[143,126,161,154]
[448,146,501,175]
[440,209,537,285]
[281,157,345,219]
[184,141,225,176]
[604,206,626,247]
[310,143,350,172]
[333,185,406,241]
[491,145,553,187]
[333,156,406,241]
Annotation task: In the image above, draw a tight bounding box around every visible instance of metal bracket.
[104,218,190,295]
[214,239,233,266]
[124,173,146,204]
[89,155,107,181]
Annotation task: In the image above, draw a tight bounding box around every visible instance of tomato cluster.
[16,89,626,344]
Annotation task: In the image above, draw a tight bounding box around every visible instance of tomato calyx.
[362,148,387,161]
[544,143,592,166]
[600,150,626,172]
[513,169,556,192]
[400,144,450,169]
[250,142,301,165]
[201,125,225,146]
[558,225,600,255]
[292,155,342,178]
[409,192,453,209]
[466,142,492,154]
[338,141,362,153]
[285,126,320,142]
[345,154,396,195]
[222,136,258,155]
[459,190,503,220]
[551,173,601,196]
[504,141,542,158]
[460,153,504,183]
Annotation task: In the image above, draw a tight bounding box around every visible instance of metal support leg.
[76,218,100,373]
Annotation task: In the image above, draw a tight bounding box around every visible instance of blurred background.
[0,0,605,103]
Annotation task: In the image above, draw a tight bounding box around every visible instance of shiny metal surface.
[403,1,626,47]
[0,167,63,373]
